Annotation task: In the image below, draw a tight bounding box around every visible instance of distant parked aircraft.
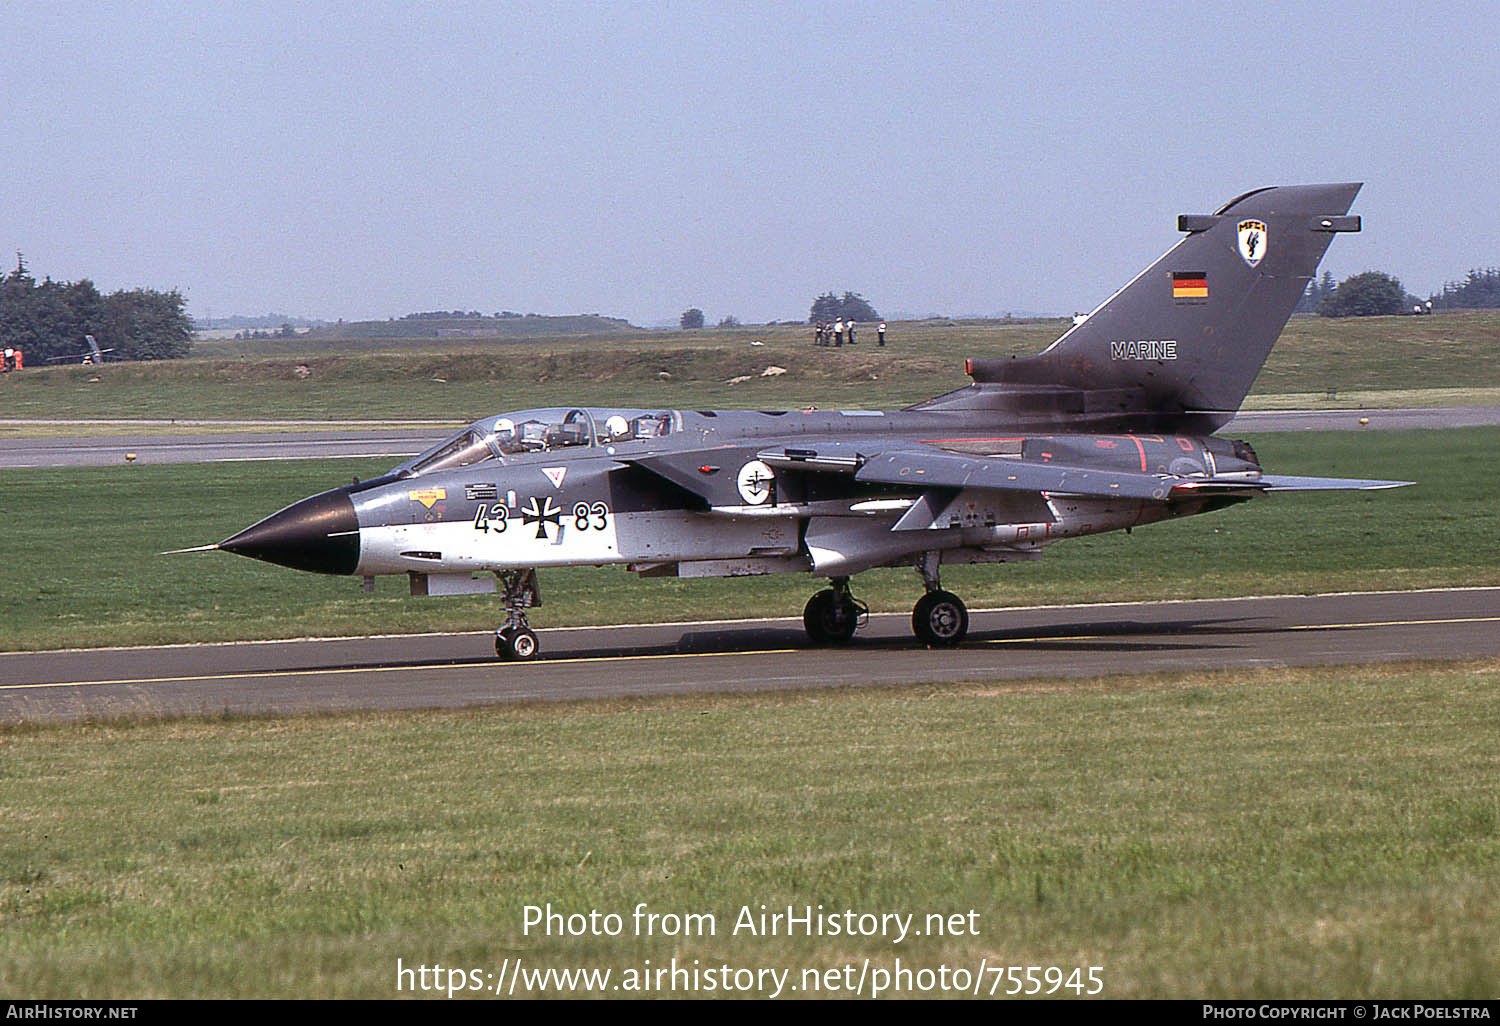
[46,334,115,365]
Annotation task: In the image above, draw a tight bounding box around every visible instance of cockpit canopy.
[397,407,678,478]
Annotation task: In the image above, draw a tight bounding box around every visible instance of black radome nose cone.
[220,488,359,575]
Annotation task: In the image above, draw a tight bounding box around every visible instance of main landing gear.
[803,576,868,645]
[800,556,969,648]
[912,552,968,647]
[495,569,541,661]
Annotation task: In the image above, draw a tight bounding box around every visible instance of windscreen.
[405,429,497,476]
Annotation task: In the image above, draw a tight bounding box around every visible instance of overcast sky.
[5,2,1497,326]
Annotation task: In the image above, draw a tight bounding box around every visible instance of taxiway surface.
[3,588,1496,722]
[3,406,1498,468]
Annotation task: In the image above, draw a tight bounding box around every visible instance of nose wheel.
[494,569,542,661]
[496,625,540,661]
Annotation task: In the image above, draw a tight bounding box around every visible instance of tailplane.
[921,183,1362,432]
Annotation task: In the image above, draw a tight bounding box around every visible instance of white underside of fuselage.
[354,495,1182,581]
[355,510,799,576]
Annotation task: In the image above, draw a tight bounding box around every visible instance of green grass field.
[2,661,1496,998]
[2,326,1496,1000]
[0,427,1494,652]
[3,312,1498,423]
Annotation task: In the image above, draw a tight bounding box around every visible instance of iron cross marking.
[521,495,562,539]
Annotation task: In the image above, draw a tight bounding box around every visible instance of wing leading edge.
[760,443,1411,501]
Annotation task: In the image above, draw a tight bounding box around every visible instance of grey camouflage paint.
[214,185,1402,653]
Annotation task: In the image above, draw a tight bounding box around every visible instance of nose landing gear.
[495,568,542,661]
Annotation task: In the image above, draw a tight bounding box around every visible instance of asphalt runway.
[0,428,451,468]
[3,588,1496,723]
[3,406,1498,468]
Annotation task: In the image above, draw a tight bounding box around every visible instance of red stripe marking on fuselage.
[1128,434,1149,526]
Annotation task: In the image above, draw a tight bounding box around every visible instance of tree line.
[0,255,193,362]
[808,291,879,324]
[1298,266,1500,319]
[1430,268,1500,310]
[1294,270,1411,317]
[679,291,883,330]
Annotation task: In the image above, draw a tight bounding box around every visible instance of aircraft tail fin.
[933,183,1362,432]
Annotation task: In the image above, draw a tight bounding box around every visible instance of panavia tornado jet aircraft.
[203,183,1406,660]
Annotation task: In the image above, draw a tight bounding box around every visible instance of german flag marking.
[1172,271,1208,299]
